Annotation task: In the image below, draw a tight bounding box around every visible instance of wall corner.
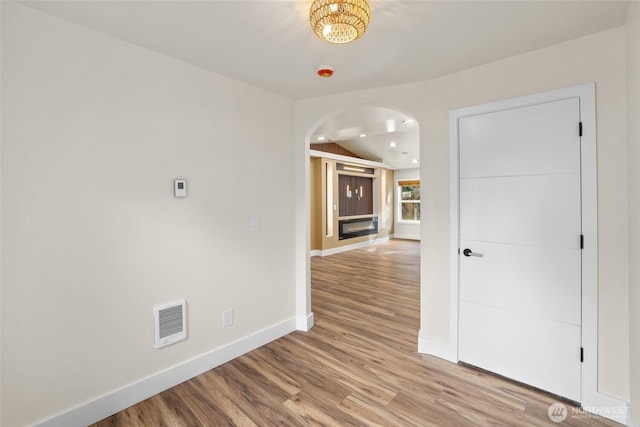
[417,330,457,363]
[296,312,314,332]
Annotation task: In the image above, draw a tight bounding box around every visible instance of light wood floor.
[93,239,618,426]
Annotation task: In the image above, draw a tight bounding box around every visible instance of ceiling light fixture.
[343,165,366,172]
[412,158,419,164]
[317,136,326,141]
[360,133,367,138]
[309,0,371,44]
[389,142,397,148]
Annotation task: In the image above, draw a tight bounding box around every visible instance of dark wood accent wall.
[311,143,363,159]
[338,175,373,217]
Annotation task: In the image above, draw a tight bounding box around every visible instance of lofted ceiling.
[310,106,419,170]
[18,0,630,169]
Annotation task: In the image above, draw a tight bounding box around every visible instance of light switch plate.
[223,309,234,327]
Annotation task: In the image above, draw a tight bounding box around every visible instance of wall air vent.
[154,299,187,349]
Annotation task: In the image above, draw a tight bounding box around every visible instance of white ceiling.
[21,0,629,100]
[311,106,419,170]
[19,0,630,169]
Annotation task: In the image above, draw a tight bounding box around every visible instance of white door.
[458,98,582,402]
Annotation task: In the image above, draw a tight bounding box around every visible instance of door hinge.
[579,122,583,137]
[580,234,584,249]
[581,347,584,363]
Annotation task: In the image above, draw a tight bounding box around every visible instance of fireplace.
[339,217,378,240]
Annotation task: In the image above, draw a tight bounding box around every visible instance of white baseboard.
[296,312,314,331]
[33,317,297,427]
[417,330,458,363]
[628,405,638,427]
[581,391,633,425]
[392,234,420,241]
[311,236,390,257]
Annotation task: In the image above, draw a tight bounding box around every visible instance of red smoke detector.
[317,65,334,78]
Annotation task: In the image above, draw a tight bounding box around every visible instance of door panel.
[459,98,580,178]
[458,97,582,402]
[460,174,581,248]
[459,240,581,325]
[459,301,582,401]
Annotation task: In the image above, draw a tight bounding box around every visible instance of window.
[398,180,420,222]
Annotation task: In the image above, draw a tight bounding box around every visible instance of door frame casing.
[447,83,620,412]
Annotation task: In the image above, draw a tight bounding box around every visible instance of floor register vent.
[154,299,187,349]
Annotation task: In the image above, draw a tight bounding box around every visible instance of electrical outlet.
[223,309,234,327]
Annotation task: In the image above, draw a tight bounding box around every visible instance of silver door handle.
[463,248,483,257]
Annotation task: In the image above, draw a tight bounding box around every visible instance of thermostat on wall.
[174,179,187,197]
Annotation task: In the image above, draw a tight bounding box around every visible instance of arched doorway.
[303,105,421,328]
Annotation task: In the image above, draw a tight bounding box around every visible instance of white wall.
[1,3,295,426]
[626,1,640,423]
[393,168,420,240]
[0,2,4,420]
[295,27,630,401]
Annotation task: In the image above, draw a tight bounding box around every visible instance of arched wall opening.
[296,104,421,333]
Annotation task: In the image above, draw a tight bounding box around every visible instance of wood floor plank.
[172,380,249,427]
[91,239,620,427]
[282,390,362,427]
[94,389,200,427]
[337,392,424,427]
[175,372,259,427]
[283,333,399,405]
[232,353,302,402]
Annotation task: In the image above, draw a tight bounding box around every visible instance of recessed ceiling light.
[402,119,414,124]
[317,136,326,141]
[389,142,397,148]
[385,119,396,133]
[360,133,366,138]
[412,158,419,164]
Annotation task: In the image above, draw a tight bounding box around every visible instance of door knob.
[463,248,483,257]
